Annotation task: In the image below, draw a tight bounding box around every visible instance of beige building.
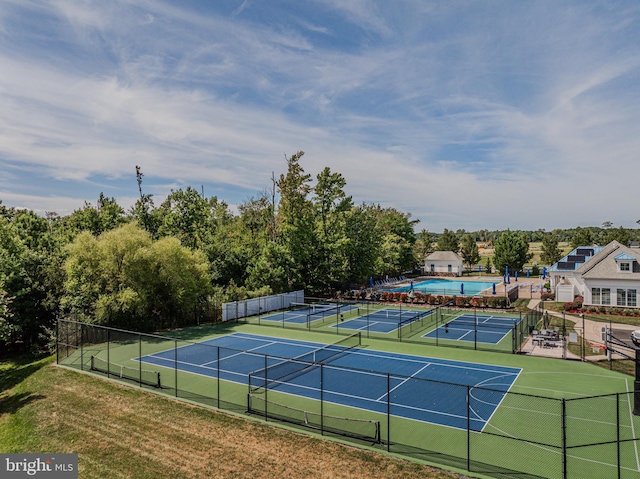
[424,251,464,277]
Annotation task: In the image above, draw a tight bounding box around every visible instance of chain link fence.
[57,319,640,479]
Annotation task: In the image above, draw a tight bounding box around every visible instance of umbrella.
[515,271,518,282]
[460,283,464,295]
[542,266,547,280]
[492,283,496,295]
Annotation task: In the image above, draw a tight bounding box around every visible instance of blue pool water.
[389,278,496,296]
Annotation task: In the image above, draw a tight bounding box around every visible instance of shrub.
[471,296,485,308]
[487,296,508,309]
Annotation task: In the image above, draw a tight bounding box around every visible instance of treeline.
[1,151,638,353]
[438,225,639,247]
[0,152,420,352]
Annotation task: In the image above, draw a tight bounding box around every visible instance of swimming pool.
[388,278,496,296]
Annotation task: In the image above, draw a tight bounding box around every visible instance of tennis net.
[248,395,381,443]
[249,332,361,393]
[398,308,437,339]
[90,355,162,388]
[289,302,340,321]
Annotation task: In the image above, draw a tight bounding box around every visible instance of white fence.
[222,290,304,321]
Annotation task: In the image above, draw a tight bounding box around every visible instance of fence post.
[263,355,268,422]
[467,385,471,472]
[139,334,142,387]
[320,364,324,436]
[617,393,621,479]
[562,398,567,479]
[107,329,111,378]
[217,346,220,409]
[174,340,178,398]
[55,319,60,364]
[387,373,391,452]
[79,322,84,370]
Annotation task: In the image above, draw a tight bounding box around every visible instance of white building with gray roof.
[424,251,463,277]
[549,240,640,308]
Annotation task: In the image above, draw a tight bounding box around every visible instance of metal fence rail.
[57,319,640,479]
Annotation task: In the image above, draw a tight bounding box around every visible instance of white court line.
[375,363,431,401]
[625,378,640,471]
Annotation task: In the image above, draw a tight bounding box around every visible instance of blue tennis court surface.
[259,304,358,324]
[425,314,520,344]
[333,308,435,334]
[137,333,520,431]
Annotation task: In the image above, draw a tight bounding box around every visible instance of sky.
[1,0,639,233]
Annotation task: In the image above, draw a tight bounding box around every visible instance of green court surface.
[58,319,640,479]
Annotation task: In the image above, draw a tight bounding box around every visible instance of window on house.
[629,289,637,307]
[592,288,600,304]
[602,288,611,305]
[447,264,452,272]
[617,289,627,306]
[430,264,435,272]
[620,262,630,272]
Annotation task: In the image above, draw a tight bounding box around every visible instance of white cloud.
[1,1,640,230]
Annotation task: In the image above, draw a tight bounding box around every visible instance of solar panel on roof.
[557,262,576,270]
[576,248,594,256]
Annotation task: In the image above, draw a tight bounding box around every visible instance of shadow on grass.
[0,357,49,393]
[0,357,50,415]
[0,391,46,415]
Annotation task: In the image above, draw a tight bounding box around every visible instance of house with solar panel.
[548,240,640,308]
[424,251,464,277]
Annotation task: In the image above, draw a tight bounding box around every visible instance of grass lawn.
[0,355,466,479]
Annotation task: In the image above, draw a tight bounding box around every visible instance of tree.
[342,204,381,284]
[603,226,631,246]
[275,151,314,290]
[460,234,481,272]
[413,229,434,268]
[0,282,15,342]
[63,223,211,330]
[130,165,160,236]
[0,209,65,351]
[373,207,417,276]
[570,227,594,250]
[492,230,533,274]
[156,187,224,249]
[311,167,353,291]
[436,228,459,252]
[540,233,562,265]
[62,194,127,237]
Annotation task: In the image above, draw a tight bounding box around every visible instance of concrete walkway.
[521,300,639,360]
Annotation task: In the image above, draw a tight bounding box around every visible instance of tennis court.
[259,303,358,325]
[137,332,520,431]
[332,307,435,334]
[425,313,521,344]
